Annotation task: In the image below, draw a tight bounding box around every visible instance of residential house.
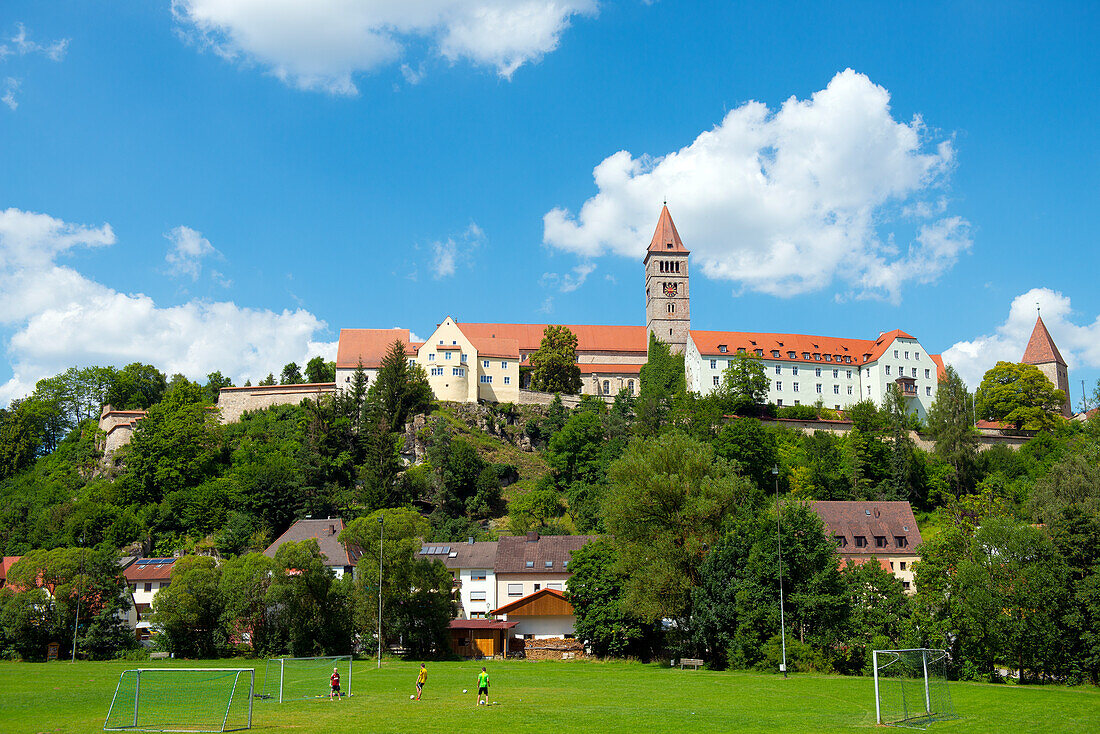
[809,501,923,593]
[123,558,175,643]
[263,517,362,579]
[418,539,498,619]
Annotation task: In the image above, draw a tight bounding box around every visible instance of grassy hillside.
[4,658,1096,733]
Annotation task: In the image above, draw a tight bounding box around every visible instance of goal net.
[259,655,353,702]
[873,649,957,729]
[103,668,254,732]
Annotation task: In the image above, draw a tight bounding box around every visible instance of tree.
[258,373,276,386]
[712,418,777,490]
[604,432,760,626]
[840,558,911,673]
[305,356,336,384]
[529,325,582,394]
[977,361,1066,431]
[152,555,225,658]
[882,384,918,502]
[105,363,168,410]
[636,334,685,434]
[266,539,353,656]
[342,509,452,658]
[508,485,566,533]
[368,340,433,433]
[280,362,304,385]
[693,503,848,670]
[566,538,659,658]
[926,365,978,497]
[220,552,279,655]
[714,353,770,414]
[913,518,1070,682]
[203,371,233,405]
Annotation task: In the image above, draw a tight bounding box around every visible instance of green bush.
[752,635,834,674]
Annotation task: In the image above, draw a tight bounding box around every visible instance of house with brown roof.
[492,532,595,635]
[418,539,498,619]
[263,518,362,579]
[809,501,922,593]
[123,558,175,643]
[0,556,21,589]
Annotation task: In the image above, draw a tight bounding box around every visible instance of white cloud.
[2,22,69,61]
[543,69,968,303]
[1,77,17,110]
[430,222,484,279]
[541,262,595,293]
[942,287,1100,388]
[0,208,337,407]
[165,225,219,279]
[171,0,597,94]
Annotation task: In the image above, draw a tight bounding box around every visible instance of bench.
[679,658,704,670]
[149,652,169,660]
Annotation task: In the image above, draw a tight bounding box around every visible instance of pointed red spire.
[1022,315,1066,366]
[647,205,688,255]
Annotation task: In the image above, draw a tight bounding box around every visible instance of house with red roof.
[123,558,175,643]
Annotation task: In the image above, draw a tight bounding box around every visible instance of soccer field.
[1,658,1096,733]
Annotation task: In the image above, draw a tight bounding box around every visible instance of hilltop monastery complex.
[101,206,1076,451]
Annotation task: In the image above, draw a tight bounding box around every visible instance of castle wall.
[216,383,337,423]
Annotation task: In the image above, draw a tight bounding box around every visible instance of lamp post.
[772,466,788,678]
[377,515,384,669]
[72,533,85,663]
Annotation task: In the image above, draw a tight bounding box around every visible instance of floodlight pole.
[72,533,84,663]
[773,466,787,679]
[377,515,384,669]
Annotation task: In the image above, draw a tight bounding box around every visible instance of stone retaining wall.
[216,382,337,423]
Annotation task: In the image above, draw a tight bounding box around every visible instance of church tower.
[644,205,690,354]
[1022,313,1072,417]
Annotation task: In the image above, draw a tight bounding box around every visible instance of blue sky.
[1,1,1098,409]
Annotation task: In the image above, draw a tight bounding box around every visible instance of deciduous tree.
[977,361,1066,431]
[529,325,582,394]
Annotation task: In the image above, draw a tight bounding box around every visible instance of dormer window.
[772,351,780,358]
[718,345,728,353]
[802,352,810,360]
[895,536,908,548]
[854,536,867,548]
[834,535,848,547]
[788,351,796,359]
[875,536,888,548]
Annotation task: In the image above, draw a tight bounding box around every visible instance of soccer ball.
[410,694,415,699]
[462,689,468,693]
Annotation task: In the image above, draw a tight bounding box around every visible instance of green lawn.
[1,658,1096,733]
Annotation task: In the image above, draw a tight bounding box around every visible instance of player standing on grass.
[476,667,489,706]
[330,667,340,701]
[415,663,427,701]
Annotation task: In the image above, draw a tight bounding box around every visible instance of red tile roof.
[264,518,362,567]
[809,501,922,556]
[929,354,946,379]
[647,205,688,255]
[124,558,176,582]
[336,328,411,368]
[0,556,21,585]
[468,337,520,360]
[1022,315,1066,366]
[458,324,647,354]
[494,533,597,574]
[691,330,875,364]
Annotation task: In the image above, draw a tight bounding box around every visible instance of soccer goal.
[258,655,352,702]
[103,668,254,732]
[873,649,958,729]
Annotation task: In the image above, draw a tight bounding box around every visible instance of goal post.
[873,649,957,729]
[103,668,254,732]
[258,655,353,703]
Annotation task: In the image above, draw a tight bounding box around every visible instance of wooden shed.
[448,619,519,658]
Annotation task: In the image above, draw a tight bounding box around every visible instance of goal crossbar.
[103,668,254,732]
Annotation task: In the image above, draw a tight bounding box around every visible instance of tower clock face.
[663,282,678,297]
